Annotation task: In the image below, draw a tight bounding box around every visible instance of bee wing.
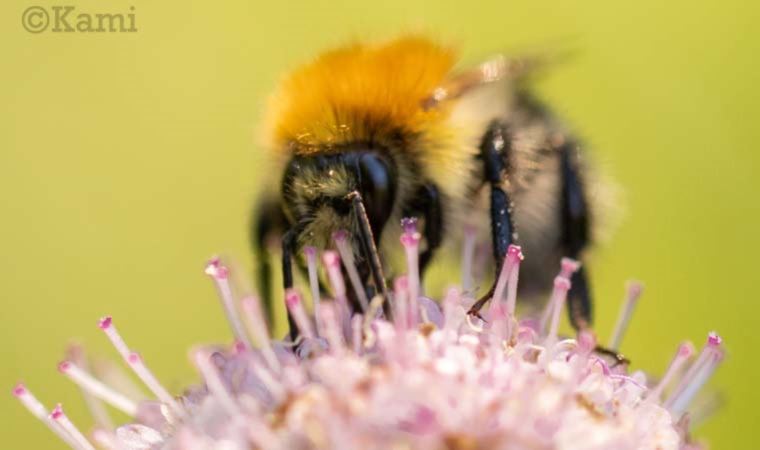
[423,44,578,110]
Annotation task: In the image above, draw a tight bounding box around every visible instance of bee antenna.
[346,191,392,318]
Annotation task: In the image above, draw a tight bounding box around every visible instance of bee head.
[281,150,397,248]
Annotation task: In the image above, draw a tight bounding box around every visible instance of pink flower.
[14,221,722,449]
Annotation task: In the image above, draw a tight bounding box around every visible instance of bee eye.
[357,153,396,232]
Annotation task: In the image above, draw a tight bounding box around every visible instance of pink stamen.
[248,358,286,403]
[58,360,138,416]
[577,330,597,355]
[66,345,113,429]
[240,295,280,372]
[318,303,346,354]
[488,252,513,317]
[400,218,422,324]
[503,245,524,317]
[461,224,477,292]
[539,261,577,334]
[93,357,147,403]
[559,258,581,279]
[204,257,228,279]
[572,331,597,380]
[545,276,571,345]
[489,302,509,341]
[401,217,418,234]
[667,344,724,416]
[322,250,346,302]
[207,256,220,268]
[285,289,315,339]
[99,317,184,417]
[13,383,26,397]
[607,281,644,350]
[647,341,695,403]
[50,404,63,419]
[539,270,571,334]
[304,246,322,329]
[205,258,250,350]
[98,317,127,358]
[193,350,240,416]
[12,383,80,449]
[333,231,369,311]
[232,340,248,355]
[676,334,721,392]
[707,331,722,347]
[665,332,724,413]
[323,251,349,320]
[393,276,410,331]
[50,404,97,450]
[98,316,112,330]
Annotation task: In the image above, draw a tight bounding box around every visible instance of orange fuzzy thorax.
[265,36,457,154]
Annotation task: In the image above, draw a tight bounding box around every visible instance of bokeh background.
[2,0,758,448]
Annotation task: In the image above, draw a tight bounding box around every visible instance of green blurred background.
[1,0,758,448]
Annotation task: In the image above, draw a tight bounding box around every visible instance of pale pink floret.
[400,217,423,323]
[205,258,249,350]
[50,404,97,450]
[12,383,80,449]
[98,316,185,418]
[503,244,524,317]
[608,281,644,350]
[285,289,316,339]
[58,360,138,416]
[333,230,370,311]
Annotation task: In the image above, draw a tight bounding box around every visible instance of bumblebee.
[253,36,599,337]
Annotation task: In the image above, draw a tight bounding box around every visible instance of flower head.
[14,220,723,449]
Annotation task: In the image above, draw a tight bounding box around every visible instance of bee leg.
[593,346,630,368]
[252,196,289,324]
[404,183,444,278]
[559,141,593,331]
[347,191,392,318]
[281,228,300,341]
[253,196,332,340]
[467,121,517,318]
[559,144,628,362]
